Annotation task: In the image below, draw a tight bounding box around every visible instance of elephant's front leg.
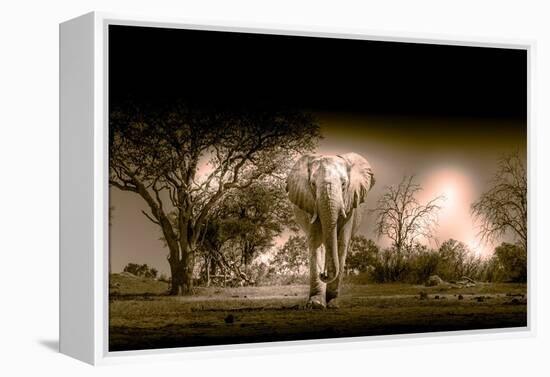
[326,267,345,309]
[307,231,326,309]
[326,223,353,309]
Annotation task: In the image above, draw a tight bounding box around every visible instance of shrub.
[123,263,159,279]
[493,242,527,282]
[158,273,170,283]
[345,236,379,274]
[368,241,486,284]
[435,239,483,281]
[407,249,440,284]
[370,248,410,283]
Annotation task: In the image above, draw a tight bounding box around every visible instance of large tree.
[373,175,443,253]
[471,153,527,250]
[110,102,320,294]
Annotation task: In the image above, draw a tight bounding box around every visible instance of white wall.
[1,0,548,375]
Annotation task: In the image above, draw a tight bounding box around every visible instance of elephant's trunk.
[320,226,339,284]
[318,184,341,284]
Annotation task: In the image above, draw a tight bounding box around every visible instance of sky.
[108,25,527,274]
[110,113,525,274]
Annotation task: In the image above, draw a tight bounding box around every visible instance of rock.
[458,294,464,300]
[119,271,138,279]
[224,314,235,324]
[506,293,524,297]
[460,276,476,284]
[426,275,445,287]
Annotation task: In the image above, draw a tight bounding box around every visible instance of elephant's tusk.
[310,211,318,224]
[340,207,347,219]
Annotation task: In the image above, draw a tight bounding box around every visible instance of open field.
[109,274,527,351]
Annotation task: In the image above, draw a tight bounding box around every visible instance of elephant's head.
[286,153,375,284]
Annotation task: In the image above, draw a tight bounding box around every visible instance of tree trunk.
[205,256,211,288]
[168,258,184,295]
[181,250,194,294]
[167,249,195,295]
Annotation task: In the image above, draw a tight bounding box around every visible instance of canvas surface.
[108,25,527,351]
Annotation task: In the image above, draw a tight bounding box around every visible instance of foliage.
[216,181,293,264]
[471,153,527,250]
[110,101,320,294]
[369,240,486,284]
[158,273,170,283]
[345,236,379,274]
[272,235,309,276]
[436,239,483,281]
[493,242,527,282]
[196,181,294,286]
[405,246,440,284]
[372,175,444,253]
[123,263,158,279]
[368,249,407,283]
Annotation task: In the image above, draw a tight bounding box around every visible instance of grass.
[109,274,527,351]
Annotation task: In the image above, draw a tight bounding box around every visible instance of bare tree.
[471,153,527,250]
[373,175,443,253]
[110,101,320,294]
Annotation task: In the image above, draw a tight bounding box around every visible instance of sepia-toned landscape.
[108,25,527,351]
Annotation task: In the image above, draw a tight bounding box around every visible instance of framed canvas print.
[60,12,531,365]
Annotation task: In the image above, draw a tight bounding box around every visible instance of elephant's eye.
[342,180,348,189]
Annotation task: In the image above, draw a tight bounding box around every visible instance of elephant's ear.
[286,154,318,214]
[339,152,375,210]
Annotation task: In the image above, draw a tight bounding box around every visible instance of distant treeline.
[124,235,526,288]
[246,235,527,286]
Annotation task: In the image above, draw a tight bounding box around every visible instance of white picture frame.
[59,11,534,365]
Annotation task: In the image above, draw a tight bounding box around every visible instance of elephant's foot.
[306,295,326,309]
[327,298,340,309]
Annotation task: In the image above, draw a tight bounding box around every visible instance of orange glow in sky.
[418,166,493,257]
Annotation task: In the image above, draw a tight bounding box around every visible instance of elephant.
[286,153,375,309]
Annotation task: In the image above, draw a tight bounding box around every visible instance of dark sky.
[109,25,527,274]
[109,25,526,118]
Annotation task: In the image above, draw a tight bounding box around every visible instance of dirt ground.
[109,275,527,351]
